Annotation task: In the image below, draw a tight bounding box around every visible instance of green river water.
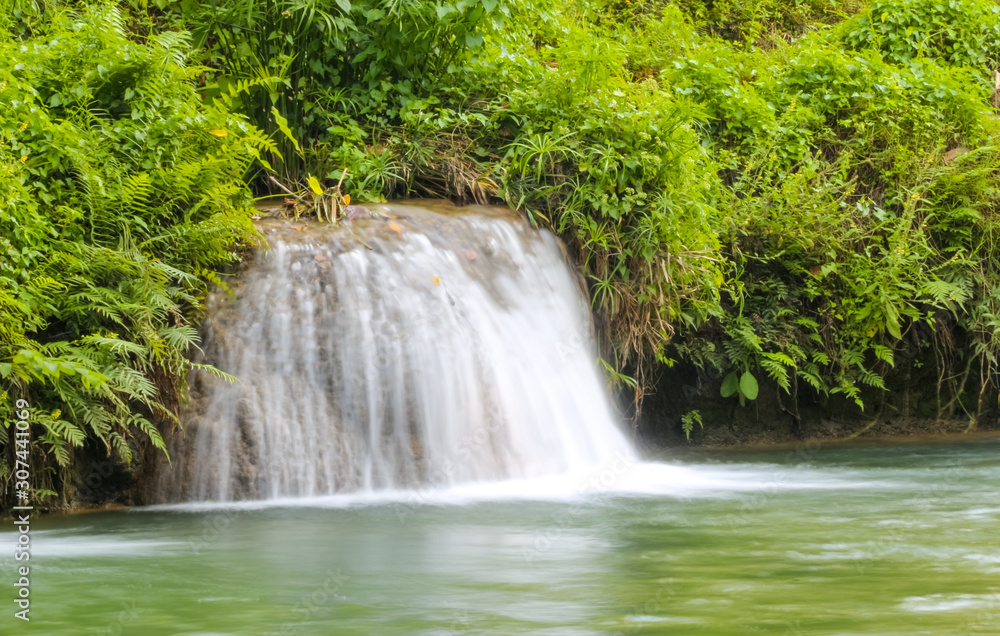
[3,437,999,635]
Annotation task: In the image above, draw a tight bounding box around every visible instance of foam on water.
[0,532,181,558]
[899,594,1000,613]
[147,459,884,512]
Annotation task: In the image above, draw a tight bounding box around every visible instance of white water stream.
[159,203,635,502]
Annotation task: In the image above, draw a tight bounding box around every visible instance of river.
[3,436,998,634]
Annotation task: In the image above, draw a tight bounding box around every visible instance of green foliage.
[245,0,1000,421]
[485,19,725,382]
[673,0,857,46]
[0,4,264,502]
[152,0,525,187]
[694,23,1000,409]
[680,409,703,440]
[436,0,1000,420]
[840,0,1000,71]
[10,0,1000,491]
[720,370,758,403]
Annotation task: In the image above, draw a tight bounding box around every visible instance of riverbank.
[642,407,1000,449]
[644,419,1000,455]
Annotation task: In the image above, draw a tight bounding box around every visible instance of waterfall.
[158,203,635,502]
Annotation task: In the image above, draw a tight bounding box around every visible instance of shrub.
[0,5,269,502]
[840,0,1000,72]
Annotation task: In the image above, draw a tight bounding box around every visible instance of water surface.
[3,437,999,634]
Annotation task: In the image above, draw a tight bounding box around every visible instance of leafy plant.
[160,0,519,188]
[0,4,265,503]
[12,0,1000,498]
[681,409,704,440]
[720,370,759,405]
[839,0,1000,72]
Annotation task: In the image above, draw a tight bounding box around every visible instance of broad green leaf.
[739,371,759,400]
[720,372,739,398]
[271,107,302,153]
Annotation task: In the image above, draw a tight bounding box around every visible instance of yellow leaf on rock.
[432,276,441,285]
[388,222,402,233]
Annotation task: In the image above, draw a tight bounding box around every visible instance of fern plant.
[0,4,266,505]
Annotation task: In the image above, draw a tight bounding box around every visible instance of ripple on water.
[900,593,1000,613]
[0,530,181,558]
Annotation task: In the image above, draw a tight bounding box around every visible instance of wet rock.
[233,398,261,498]
[345,205,374,220]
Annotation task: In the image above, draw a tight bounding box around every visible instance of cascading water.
[158,202,635,502]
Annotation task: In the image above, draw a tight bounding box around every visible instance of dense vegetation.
[5,0,1000,503]
[0,5,270,500]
